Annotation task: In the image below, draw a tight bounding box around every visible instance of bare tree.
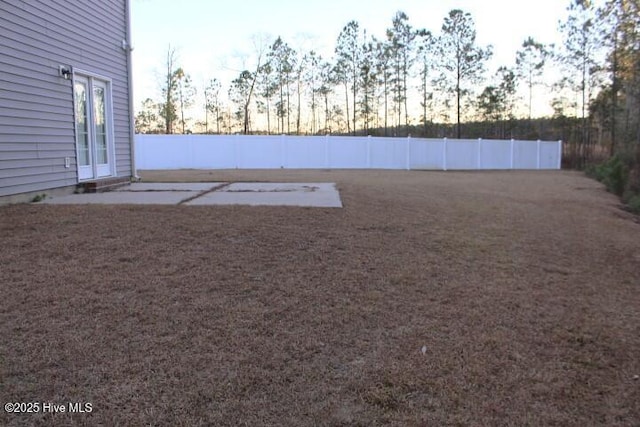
[557,0,602,166]
[318,60,335,134]
[516,37,550,121]
[135,98,160,134]
[159,46,180,134]
[204,78,221,133]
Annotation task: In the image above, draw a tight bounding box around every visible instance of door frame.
[72,69,117,181]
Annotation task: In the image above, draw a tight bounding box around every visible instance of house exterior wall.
[0,0,133,197]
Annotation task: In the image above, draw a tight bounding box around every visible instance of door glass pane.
[93,86,108,165]
[74,81,90,166]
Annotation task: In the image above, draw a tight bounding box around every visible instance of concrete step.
[78,177,131,193]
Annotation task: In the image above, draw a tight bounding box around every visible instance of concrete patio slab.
[186,182,342,207]
[222,183,323,193]
[41,191,194,205]
[38,182,342,207]
[115,182,224,192]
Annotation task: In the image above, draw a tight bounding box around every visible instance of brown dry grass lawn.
[1,170,639,426]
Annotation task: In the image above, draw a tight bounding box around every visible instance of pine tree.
[335,21,362,135]
[437,9,492,138]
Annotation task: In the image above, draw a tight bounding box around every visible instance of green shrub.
[593,155,629,196]
[30,193,46,203]
[584,163,599,180]
[627,194,640,214]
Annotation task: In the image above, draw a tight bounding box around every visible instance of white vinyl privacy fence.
[136,135,562,170]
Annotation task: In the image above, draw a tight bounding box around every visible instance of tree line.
[135,1,640,173]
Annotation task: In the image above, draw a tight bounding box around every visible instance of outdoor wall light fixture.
[58,65,72,80]
[121,39,133,51]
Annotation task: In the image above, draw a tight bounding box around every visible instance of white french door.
[74,75,114,180]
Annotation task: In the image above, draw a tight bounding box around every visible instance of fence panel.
[409,139,445,170]
[540,141,561,169]
[284,136,326,168]
[480,139,511,169]
[369,137,406,169]
[198,137,234,169]
[236,135,280,168]
[328,137,368,168]
[513,140,539,169]
[446,139,478,170]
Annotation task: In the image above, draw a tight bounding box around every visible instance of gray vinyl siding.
[0,0,132,197]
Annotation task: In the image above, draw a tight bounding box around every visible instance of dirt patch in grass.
[1,170,639,426]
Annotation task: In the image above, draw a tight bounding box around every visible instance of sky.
[130,0,572,119]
